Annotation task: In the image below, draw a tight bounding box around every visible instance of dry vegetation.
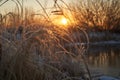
[0,0,120,80]
[72,0,120,31]
[0,18,90,80]
[0,0,91,80]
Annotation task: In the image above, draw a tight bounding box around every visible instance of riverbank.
[88,31,120,42]
[0,27,120,80]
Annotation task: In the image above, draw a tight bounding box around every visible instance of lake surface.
[86,44,120,78]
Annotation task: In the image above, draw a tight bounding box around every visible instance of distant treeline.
[71,0,120,32]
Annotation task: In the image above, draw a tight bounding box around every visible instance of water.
[86,44,120,77]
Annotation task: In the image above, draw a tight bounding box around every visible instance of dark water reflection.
[86,45,120,77]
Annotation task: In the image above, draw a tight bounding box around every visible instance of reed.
[0,0,92,80]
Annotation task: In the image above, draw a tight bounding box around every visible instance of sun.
[51,16,69,27]
[61,18,68,25]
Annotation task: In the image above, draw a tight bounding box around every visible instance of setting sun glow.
[61,18,68,25]
[52,16,69,27]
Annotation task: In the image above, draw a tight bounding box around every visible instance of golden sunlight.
[52,16,70,27]
[61,18,68,25]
